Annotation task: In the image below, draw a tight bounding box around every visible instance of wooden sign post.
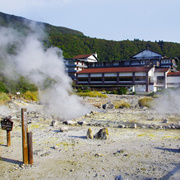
[21,108,28,164]
[1,117,13,147]
[7,130,11,147]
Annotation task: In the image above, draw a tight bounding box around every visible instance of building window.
[124,61,130,65]
[68,61,75,65]
[78,77,88,82]
[135,76,146,81]
[91,77,102,81]
[157,76,165,83]
[104,76,117,81]
[119,76,133,81]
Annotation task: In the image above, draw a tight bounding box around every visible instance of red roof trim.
[77,67,152,74]
[155,68,169,72]
[73,54,93,59]
[167,71,180,76]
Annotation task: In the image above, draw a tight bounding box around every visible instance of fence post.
[21,108,28,164]
[27,132,33,164]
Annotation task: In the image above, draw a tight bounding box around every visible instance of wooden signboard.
[1,118,13,131]
[1,117,13,147]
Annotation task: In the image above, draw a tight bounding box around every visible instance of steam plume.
[0,24,90,120]
[155,88,180,116]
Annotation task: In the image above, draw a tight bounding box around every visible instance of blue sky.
[0,0,180,43]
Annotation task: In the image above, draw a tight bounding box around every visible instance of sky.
[0,0,180,43]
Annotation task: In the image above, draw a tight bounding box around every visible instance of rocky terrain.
[0,94,180,180]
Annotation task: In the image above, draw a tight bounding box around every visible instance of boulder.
[115,175,126,180]
[94,128,109,140]
[102,101,115,110]
[63,120,76,125]
[87,128,93,139]
[60,126,69,132]
[77,121,86,126]
[118,124,125,128]
[51,120,57,127]
[130,123,137,128]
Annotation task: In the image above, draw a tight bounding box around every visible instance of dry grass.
[138,97,153,108]
[0,92,10,105]
[76,91,107,98]
[23,91,39,101]
[113,100,131,108]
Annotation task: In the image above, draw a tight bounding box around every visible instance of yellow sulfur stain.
[29,124,41,129]
[162,135,179,140]
[137,133,155,138]
[137,133,147,137]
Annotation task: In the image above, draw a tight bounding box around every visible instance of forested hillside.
[1,11,180,63]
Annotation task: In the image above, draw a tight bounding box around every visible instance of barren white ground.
[0,95,180,180]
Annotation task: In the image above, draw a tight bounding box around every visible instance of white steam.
[0,25,90,120]
[155,88,180,116]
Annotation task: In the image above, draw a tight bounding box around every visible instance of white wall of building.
[149,85,156,92]
[167,76,180,84]
[135,85,146,92]
[167,76,180,88]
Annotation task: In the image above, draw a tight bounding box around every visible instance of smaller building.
[64,53,98,80]
[167,71,180,88]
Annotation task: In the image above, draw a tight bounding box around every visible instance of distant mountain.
[0,12,180,70]
[0,11,84,36]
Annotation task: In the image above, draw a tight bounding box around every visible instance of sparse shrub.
[111,90,118,94]
[0,92,10,104]
[0,82,8,93]
[76,91,107,98]
[23,91,39,101]
[83,89,91,93]
[110,87,128,95]
[77,88,83,93]
[118,87,128,95]
[138,97,153,108]
[113,100,131,108]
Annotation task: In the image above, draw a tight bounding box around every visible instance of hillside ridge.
[0,11,84,36]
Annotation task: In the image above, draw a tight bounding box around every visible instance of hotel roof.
[155,68,169,72]
[73,54,94,59]
[77,66,152,74]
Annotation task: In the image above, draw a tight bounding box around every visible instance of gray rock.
[162,119,168,123]
[115,175,126,180]
[85,113,91,117]
[94,128,109,140]
[63,120,76,125]
[118,124,125,128]
[87,128,93,139]
[130,123,137,128]
[102,101,115,109]
[60,126,69,132]
[51,120,57,127]
[77,121,86,126]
